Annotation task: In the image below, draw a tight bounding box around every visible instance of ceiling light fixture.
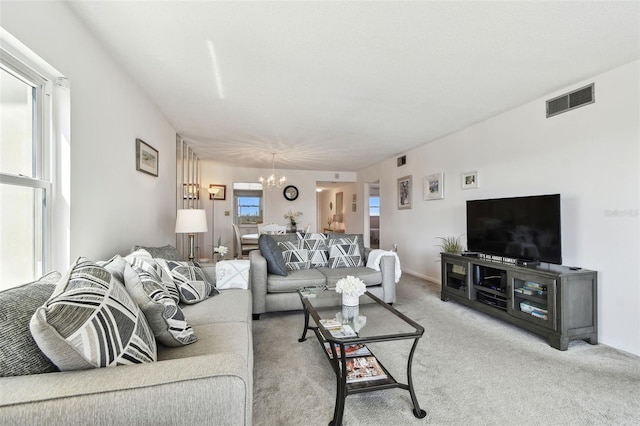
[259,153,287,190]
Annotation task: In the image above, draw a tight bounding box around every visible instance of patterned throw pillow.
[157,260,218,304]
[298,232,329,267]
[110,255,197,347]
[278,241,311,271]
[328,236,363,268]
[30,258,157,371]
[126,249,180,303]
[0,271,61,377]
[216,260,251,290]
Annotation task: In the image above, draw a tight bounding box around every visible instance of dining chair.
[259,223,286,235]
[232,223,259,258]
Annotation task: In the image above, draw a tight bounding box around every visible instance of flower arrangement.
[284,210,303,226]
[335,275,366,297]
[212,236,228,261]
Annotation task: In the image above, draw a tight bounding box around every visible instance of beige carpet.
[252,274,640,426]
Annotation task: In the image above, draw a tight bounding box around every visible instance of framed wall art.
[209,184,226,200]
[135,138,158,177]
[424,173,444,200]
[397,175,412,209]
[462,171,478,189]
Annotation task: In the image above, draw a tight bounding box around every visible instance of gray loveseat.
[250,232,397,319]
[0,248,253,426]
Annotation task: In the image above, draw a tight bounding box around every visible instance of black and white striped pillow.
[30,257,157,371]
[104,255,198,347]
[157,260,218,304]
[278,241,311,271]
[328,236,363,268]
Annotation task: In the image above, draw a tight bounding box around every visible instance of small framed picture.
[424,173,444,200]
[183,184,200,199]
[352,203,357,212]
[135,138,158,177]
[462,171,478,189]
[352,193,357,203]
[398,175,412,209]
[209,184,226,200]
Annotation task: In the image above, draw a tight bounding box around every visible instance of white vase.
[342,293,360,307]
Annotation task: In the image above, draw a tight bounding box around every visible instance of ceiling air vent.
[546,83,594,118]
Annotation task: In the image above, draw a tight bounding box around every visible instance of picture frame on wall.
[424,173,444,200]
[135,138,158,177]
[462,171,478,189]
[209,184,226,200]
[183,183,200,199]
[352,203,357,212]
[397,175,412,209]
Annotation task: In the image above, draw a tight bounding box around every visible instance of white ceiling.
[67,1,639,172]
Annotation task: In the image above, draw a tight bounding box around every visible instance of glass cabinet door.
[443,260,469,295]
[508,272,556,330]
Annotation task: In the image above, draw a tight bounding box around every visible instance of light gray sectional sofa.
[250,232,397,319]
[0,248,253,426]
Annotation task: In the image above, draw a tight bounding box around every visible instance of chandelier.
[259,153,287,190]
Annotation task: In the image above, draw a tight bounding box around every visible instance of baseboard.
[403,269,441,285]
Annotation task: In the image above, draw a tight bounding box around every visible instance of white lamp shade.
[175,209,208,233]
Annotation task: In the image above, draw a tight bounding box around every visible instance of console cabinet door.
[442,258,470,299]
[508,271,557,331]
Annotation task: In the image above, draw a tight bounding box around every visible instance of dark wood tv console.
[441,253,597,350]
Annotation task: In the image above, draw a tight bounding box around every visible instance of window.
[369,196,380,216]
[0,49,52,290]
[233,183,263,225]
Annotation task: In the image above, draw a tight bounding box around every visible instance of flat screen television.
[466,194,562,264]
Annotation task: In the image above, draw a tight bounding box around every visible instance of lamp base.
[188,233,196,261]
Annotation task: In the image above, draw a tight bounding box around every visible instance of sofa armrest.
[199,264,217,285]
[0,354,252,425]
[379,255,397,304]
[249,250,268,315]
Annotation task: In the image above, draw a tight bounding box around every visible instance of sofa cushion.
[158,321,251,363]
[258,234,288,276]
[317,266,382,287]
[267,268,327,293]
[131,244,182,261]
[157,260,218,304]
[327,236,363,268]
[30,257,157,371]
[298,232,329,267]
[181,289,253,325]
[113,255,198,347]
[126,250,180,303]
[0,271,61,377]
[278,241,311,271]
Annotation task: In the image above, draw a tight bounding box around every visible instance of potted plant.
[435,235,465,254]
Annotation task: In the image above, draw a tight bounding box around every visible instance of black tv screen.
[466,194,562,264]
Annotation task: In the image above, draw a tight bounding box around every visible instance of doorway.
[369,184,380,249]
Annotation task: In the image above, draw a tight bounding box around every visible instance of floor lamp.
[207,186,221,260]
[175,209,208,261]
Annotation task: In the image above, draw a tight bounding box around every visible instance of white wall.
[1,2,177,265]
[359,61,640,355]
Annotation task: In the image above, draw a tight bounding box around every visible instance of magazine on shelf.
[329,324,357,338]
[324,342,371,358]
[341,356,387,383]
[318,319,357,338]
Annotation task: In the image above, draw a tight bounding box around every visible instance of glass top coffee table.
[297,287,426,426]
